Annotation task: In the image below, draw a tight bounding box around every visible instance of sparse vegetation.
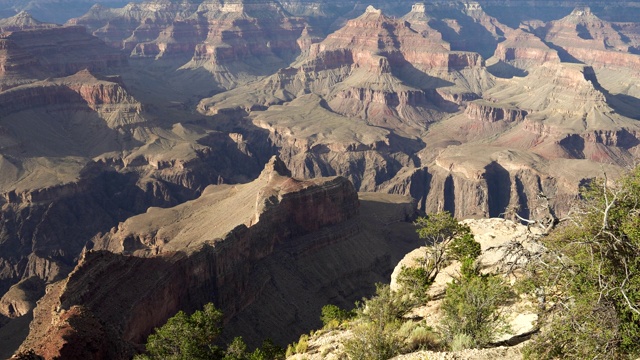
[523,168,640,359]
[340,212,503,357]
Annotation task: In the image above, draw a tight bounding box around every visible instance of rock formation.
[1,26,127,76]
[488,28,560,77]
[0,2,640,357]
[17,158,420,358]
[542,6,640,70]
[0,11,58,32]
[68,0,311,90]
[286,218,543,360]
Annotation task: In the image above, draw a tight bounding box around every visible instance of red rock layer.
[310,6,481,74]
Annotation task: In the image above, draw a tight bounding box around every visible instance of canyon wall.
[18,160,419,358]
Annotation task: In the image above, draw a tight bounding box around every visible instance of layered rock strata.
[17,158,420,358]
[0,26,127,77]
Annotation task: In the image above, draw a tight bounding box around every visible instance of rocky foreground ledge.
[288,218,543,360]
[13,156,420,359]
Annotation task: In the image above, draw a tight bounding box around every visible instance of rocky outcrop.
[18,159,421,358]
[465,101,528,123]
[287,218,541,360]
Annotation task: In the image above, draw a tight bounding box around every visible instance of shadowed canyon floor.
[1,0,640,358]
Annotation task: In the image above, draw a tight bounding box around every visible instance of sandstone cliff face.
[0,26,128,77]
[18,159,420,358]
[491,28,560,74]
[465,101,528,123]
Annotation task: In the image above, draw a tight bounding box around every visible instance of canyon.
[0,0,639,358]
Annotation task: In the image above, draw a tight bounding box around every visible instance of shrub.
[135,303,223,360]
[223,337,248,360]
[523,168,640,359]
[397,265,432,301]
[449,333,474,352]
[343,320,402,360]
[440,273,512,349]
[342,284,414,359]
[400,322,439,352]
[294,334,309,354]
[320,304,353,328]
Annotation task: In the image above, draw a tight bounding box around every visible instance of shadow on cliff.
[0,166,206,296]
[584,70,640,121]
[427,17,502,59]
[0,86,144,158]
[26,191,422,356]
[485,162,512,218]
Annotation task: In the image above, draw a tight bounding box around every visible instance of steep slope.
[17,158,420,359]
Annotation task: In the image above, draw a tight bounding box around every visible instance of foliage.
[523,168,640,359]
[223,338,285,360]
[414,211,471,244]
[398,321,440,352]
[449,333,475,352]
[135,303,223,360]
[343,319,402,360]
[343,284,415,360]
[448,233,482,261]
[136,304,284,360]
[358,283,414,325]
[397,212,479,300]
[397,265,432,301]
[320,304,354,328]
[223,337,248,360]
[295,334,309,354]
[440,271,512,349]
[257,339,285,360]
